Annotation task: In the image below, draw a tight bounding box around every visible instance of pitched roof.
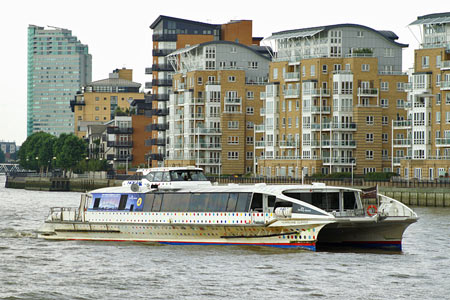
[150,15,220,29]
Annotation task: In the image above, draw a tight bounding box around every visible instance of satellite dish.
[130,183,140,192]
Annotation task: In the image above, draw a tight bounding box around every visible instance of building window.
[228,151,238,160]
[197,77,203,85]
[310,65,316,76]
[302,66,306,77]
[446,94,450,105]
[382,116,388,125]
[396,99,404,108]
[381,82,389,91]
[397,82,404,91]
[357,31,364,37]
[228,121,239,129]
[362,64,370,72]
[436,93,441,105]
[437,74,441,87]
[246,151,253,160]
[95,97,99,101]
[288,100,292,112]
[366,150,374,159]
[322,64,328,74]
[381,99,388,107]
[246,107,254,115]
[246,136,253,145]
[333,64,341,71]
[205,61,215,70]
[95,116,99,121]
[228,76,236,82]
[273,68,278,80]
[247,91,254,99]
[382,133,388,143]
[366,116,374,125]
[364,167,376,174]
[366,133,374,142]
[384,48,393,57]
[228,136,239,144]
[446,112,450,124]
[78,106,82,111]
[246,121,254,129]
[231,46,237,53]
[436,112,441,124]
[78,116,82,120]
[282,117,286,128]
[288,117,292,128]
[95,106,99,111]
[296,117,299,128]
[422,56,429,68]
[248,62,258,69]
[296,100,300,111]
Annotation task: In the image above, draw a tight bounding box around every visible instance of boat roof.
[90,183,362,195]
[137,166,204,174]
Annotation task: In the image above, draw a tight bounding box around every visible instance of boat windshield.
[144,170,208,182]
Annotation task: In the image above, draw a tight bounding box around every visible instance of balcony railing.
[357,88,378,97]
[152,49,174,56]
[441,61,450,70]
[145,67,152,74]
[393,139,411,146]
[146,123,169,131]
[284,89,300,98]
[149,93,170,101]
[145,138,166,146]
[322,157,356,165]
[107,154,133,161]
[440,81,450,90]
[107,127,133,134]
[303,89,330,97]
[284,72,300,81]
[152,79,173,86]
[145,108,169,117]
[151,63,173,72]
[198,158,221,165]
[107,141,133,148]
[435,138,450,146]
[152,34,177,41]
[255,125,265,132]
[393,120,411,128]
[224,97,242,104]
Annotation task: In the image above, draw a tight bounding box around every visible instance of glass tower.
[27,25,92,136]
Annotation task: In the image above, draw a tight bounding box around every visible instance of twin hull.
[38,210,411,251]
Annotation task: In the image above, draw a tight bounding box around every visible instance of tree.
[54,134,87,176]
[18,132,55,172]
[0,149,5,163]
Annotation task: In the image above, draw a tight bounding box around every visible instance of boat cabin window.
[226,193,238,212]
[152,194,163,211]
[93,198,100,209]
[152,172,163,182]
[169,170,209,181]
[274,199,293,210]
[250,193,263,212]
[161,193,189,212]
[145,172,154,181]
[283,192,340,212]
[268,195,276,208]
[118,195,128,210]
[344,192,357,209]
[143,194,154,211]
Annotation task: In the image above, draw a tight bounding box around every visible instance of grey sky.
[0,0,445,144]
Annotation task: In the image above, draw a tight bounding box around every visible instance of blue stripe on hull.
[158,241,316,251]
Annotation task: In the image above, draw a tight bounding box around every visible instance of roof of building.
[88,78,141,88]
[87,124,107,136]
[168,40,272,60]
[150,15,221,29]
[410,12,450,25]
[265,23,408,48]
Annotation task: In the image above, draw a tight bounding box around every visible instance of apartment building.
[71,68,143,138]
[165,40,270,175]
[146,15,263,167]
[392,12,450,180]
[256,24,408,177]
[27,25,91,136]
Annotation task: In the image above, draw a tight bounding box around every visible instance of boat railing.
[48,207,81,222]
[332,208,365,217]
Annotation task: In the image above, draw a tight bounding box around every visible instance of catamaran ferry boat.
[38,168,418,251]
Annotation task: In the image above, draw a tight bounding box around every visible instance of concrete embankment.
[5,176,122,192]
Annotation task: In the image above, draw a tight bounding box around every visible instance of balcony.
[440,81,450,90]
[393,120,412,129]
[435,138,450,147]
[357,88,378,97]
[145,67,152,74]
[145,108,169,117]
[149,153,165,161]
[152,34,177,41]
[440,61,450,70]
[284,89,300,99]
[303,106,331,113]
[107,141,133,148]
[321,140,356,148]
[393,138,411,147]
[152,79,173,87]
[152,49,174,56]
[186,143,221,150]
[278,141,298,148]
[224,97,242,105]
[303,88,330,97]
[146,123,168,131]
[322,157,356,165]
[189,128,221,135]
[151,63,173,72]
[284,72,300,81]
[198,158,221,165]
[255,125,265,132]
[107,154,133,162]
[145,138,166,146]
[149,93,170,101]
[107,127,133,134]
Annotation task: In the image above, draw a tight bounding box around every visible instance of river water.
[0,175,449,300]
